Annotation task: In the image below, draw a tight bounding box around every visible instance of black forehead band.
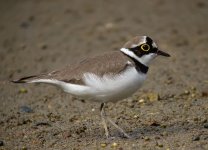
[129,36,156,53]
[146,37,153,45]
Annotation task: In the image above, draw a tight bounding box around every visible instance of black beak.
[157,50,171,57]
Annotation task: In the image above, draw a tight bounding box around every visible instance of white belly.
[79,67,146,102]
[32,67,147,103]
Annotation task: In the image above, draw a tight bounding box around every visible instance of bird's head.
[120,36,170,66]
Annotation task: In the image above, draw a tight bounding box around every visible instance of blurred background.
[0,0,208,149]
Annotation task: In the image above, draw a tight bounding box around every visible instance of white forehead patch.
[152,42,157,48]
[141,36,147,43]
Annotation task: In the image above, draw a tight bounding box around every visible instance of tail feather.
[11,75,38,83]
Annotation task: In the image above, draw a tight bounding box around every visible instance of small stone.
[184,90,190,95]
[190,86,196,91]
[147,93,159,102]
[39,43,48,50]
[191,94,196,98]
[100,143,107,147]
[139,99,145,103]
[157,142,163,147]
[91,108,95,112]
[161,124,167,128]
[149,121,160,126]
[201,91,208,97]
[22,146,27,150]
[133,115,139,119]
[193,117,198,122]
[165,80,173,84]
[144,136,150,141]
[20,106,33,113]
[19,88,27,94]
[81,99,85,103]
[204,123,208,128]
[111,142,118,147]
[48,104,52,109]
[162,131,168,136]
[105,22,115,29]
[158,144,163,147]
[192,135,200,141]
[165,77,173,84]
[0,140,4,146]
[201,118,207,123]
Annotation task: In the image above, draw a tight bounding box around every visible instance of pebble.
[21,146,27,150]
[0,140,4,146]
[39,43,48,50]
[184,90,190,95]
[201,91,208,97]
[157,142,163,147]
[111,142,118,147]
[192,135,200,141]
[204,123,208,129]
[105,22,115,30]
[144,136,150,141]
[191,93,196,98]
[161,124,167,128]
[162,131,168,136]
[190,86,196,91]
[100,143,107,147]
[201,118,207,123]
[147,93,160,102]
[139,99,145,103]
[19,88,27,94]
[133,115,139,119]
[149,121,160,126]
[165,77,173,84]
[203,136,208,140]
[20,106,33,113]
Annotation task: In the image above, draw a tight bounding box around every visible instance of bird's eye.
[141,44,150,51]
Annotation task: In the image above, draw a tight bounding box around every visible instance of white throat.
[120,48,156,66]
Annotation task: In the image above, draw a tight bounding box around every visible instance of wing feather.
[13,51,134,85]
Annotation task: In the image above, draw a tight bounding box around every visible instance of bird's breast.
[83,67,147,102]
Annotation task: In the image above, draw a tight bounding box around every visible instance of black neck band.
[134,59,149,74]
[121,52,149,74]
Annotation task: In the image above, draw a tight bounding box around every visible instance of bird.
[12,36,170,139]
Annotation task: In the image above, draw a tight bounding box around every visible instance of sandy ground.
[0,0,208,149]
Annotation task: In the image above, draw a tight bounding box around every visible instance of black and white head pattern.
[120,36,158,66]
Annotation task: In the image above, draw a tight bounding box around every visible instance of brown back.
[40,51,134,84]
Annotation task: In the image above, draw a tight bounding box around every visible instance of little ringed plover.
[12,36,170,138]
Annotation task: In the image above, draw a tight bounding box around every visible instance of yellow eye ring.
[141,44,150,51]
